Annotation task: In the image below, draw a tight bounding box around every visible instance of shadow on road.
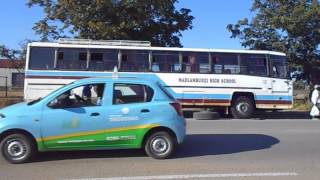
[184,110,310,120]
[175,134,279,158]
[254,110,310,120]
[31,134,279,162]
[33,149,145,162]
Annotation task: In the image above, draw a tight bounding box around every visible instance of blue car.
[0,77,186,163]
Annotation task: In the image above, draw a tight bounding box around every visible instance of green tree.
[0,45,19,60]
[0,40,30,61]
[0,40,30,71]
[27,0,194,47]
[227,0,320,84]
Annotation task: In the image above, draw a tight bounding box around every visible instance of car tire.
[230,96,255,119]
[144,131,176,159]
[0,134,36,164]
[193,111,220,120]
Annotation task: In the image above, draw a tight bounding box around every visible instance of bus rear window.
[29,47,55,70]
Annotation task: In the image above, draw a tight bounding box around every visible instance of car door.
[39,82,108,149]
[104,83,156,147]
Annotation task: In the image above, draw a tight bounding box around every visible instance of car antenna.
[112,66,119,79]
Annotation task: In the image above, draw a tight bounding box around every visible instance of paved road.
[0,114,319,180]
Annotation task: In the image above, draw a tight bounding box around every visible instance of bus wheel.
[0,134,36,164]
[144,131,176,159]
[230,96,254,119]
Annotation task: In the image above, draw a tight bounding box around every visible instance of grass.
[293,99,312,111]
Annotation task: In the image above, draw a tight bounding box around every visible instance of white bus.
[25,39,293,118]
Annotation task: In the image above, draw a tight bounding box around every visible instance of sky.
[0,0,254,50]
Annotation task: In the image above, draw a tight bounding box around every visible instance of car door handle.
[141,109,150,113]
[90,112,100,116]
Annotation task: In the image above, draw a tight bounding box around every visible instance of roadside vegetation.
[228,0,320,85]
[293,80,312,111]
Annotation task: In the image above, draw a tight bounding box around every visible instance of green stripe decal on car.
[36,124,160,151]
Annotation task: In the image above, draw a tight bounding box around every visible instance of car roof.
[74,77,156,85]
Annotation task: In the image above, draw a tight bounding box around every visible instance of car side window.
[48,83,105,108]
[113,83,154,104]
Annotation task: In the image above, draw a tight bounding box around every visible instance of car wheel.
[230,96,255,119]
[0,134,36,164]
[144,131,176,159]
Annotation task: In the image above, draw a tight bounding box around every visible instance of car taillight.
[170,102,183,116]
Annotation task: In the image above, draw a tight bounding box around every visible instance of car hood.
[0,102,31,116]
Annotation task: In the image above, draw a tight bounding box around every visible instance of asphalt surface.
[0,111,319,180]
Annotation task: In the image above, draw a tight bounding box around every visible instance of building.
[0,59,25,88]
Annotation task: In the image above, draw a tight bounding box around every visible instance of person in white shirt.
[310,85,320,119]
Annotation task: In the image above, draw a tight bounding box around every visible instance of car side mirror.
[48,99,60,109]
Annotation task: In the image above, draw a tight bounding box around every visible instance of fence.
[0,75,23,107]
[0,76,8,97]
[0,75,24,98]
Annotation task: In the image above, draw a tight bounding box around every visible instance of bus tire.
[144,131,176,159]
[230,96,254,119]
[193,111,220,120]
[0,134,36,164]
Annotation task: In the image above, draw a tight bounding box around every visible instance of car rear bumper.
[175,116,186,144]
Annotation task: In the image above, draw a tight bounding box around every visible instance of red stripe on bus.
[178,99,292,105]
[177,99,230,104]
[255,100,292,105]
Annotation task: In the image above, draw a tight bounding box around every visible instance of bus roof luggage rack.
[57,38,151,47]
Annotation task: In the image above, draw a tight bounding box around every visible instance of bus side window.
[182,52,209,73]
[211,55,222,74]
[56,48,87,70]
[173,63,182,72]
[152,51,180,73]
[120,50,149,72]
[88,49,118,71]
[89,52,103,71]
[151,62,160,72]
[212,53,239,74]
[240,54,267,76]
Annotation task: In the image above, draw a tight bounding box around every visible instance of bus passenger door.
[269,57,292,108]
[271,78,290,93]
[270,59,290,93]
